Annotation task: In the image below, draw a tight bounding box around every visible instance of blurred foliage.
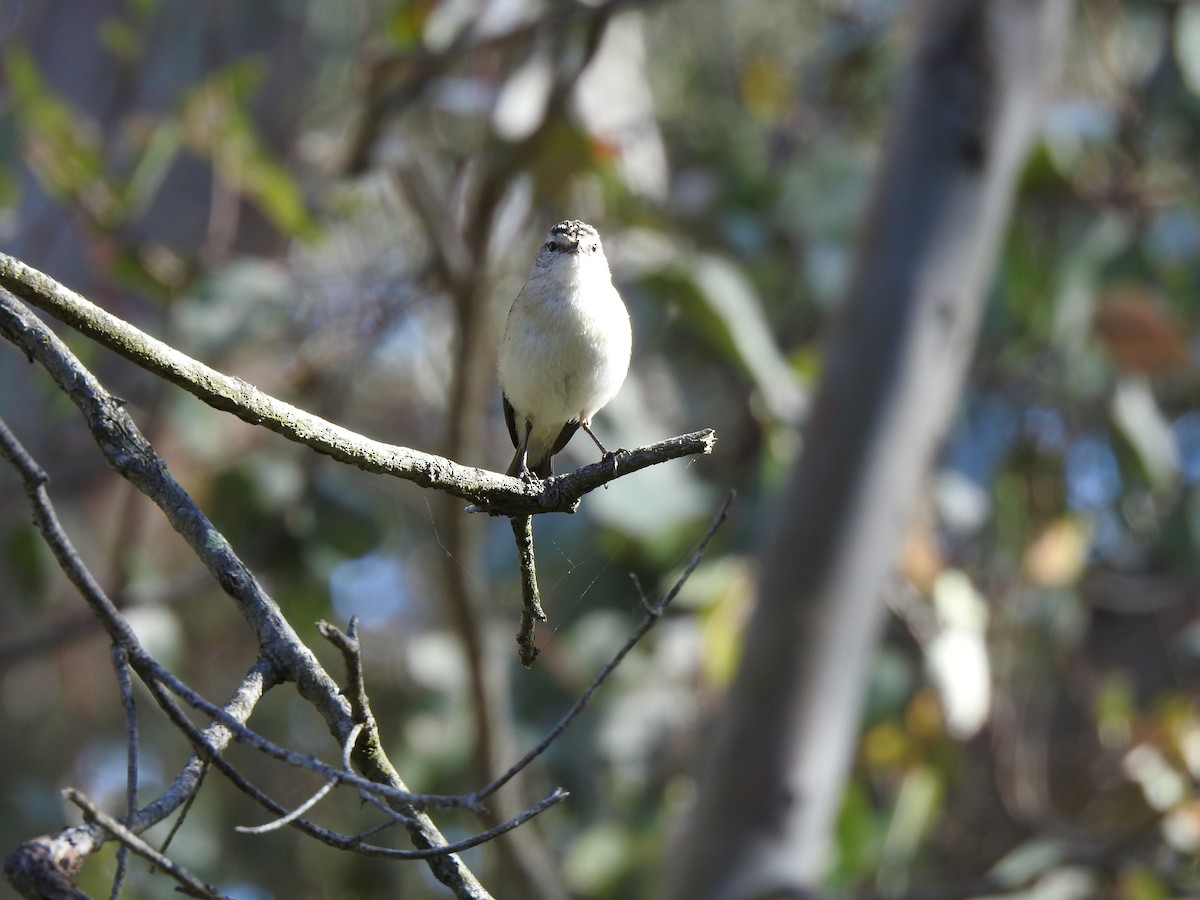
[3,0,1200,898]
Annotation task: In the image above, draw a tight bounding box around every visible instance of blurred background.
[2,0,1200,897]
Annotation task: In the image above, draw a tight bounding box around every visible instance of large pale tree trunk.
[669,2,1073,897]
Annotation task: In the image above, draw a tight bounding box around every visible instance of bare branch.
[144,658,484,812]
[235,723,363,836]
[475,492,735,803]
[3,827,97,900]
[143,676,381,846]
[0,311,493,897]
[0,292,351,722]
[511,515,546,667]
[317,619,371,720]
[0,258,714,516]
[234,724,362,844]
[64,789,230,900]
[109,645,138,900]
[147,673,568,861]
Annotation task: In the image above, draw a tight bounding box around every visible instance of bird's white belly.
[499,285,631,425]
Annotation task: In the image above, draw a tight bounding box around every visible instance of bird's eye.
[546,241,559,252]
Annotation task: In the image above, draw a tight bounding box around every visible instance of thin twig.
[474,491,735,802]
[314,624,577,862]
[65,789,230,900]
[318,618,370,720]
[236,723,364,835]
[315,621,489,813]
[0,415,146,658]
[144,675,374,847]
[0,416,272,837]
[511,514,546,666]
[110,645,138,900]
[155,760,207,861]
[148,666,474,810]
[318,620,453,821]
[142,681,570,861]
[630,573,660,618]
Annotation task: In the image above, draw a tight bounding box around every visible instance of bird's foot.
[513,467,543,486]
[601,448,629,479]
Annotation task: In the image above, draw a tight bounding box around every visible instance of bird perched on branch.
[498,220,632,479]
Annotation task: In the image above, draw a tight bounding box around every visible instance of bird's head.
[533,220,605,273]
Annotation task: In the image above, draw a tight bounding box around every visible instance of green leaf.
[4,48,114,218]
[179,61,319,239]
[652,254,804,426]
[120,121,183,217]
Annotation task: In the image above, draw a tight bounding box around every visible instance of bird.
[498,220,632,480]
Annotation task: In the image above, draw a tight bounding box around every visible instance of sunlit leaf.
[1110,375,1180,490]
[1104,7,1166,87]
[654,254,804,426]
[1023,516,1090,588]
[862,721,909,771]
[1124,744,1188,811]
[697,559,753,688]
[1093,671,1135,749]
[899,513,944,594]
[927,570,990,739]
[831,779,886,887]
[1163,800,1200,853]
[988,839,1066,888]
[877,766,942,894]
[563,823,638,896]
[1175,2,1200,96]
[386,0,432,46]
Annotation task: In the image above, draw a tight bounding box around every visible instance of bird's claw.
[516,468,542,486]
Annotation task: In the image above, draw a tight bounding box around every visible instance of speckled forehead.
[549,220,598,241]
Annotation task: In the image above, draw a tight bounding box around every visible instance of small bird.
[498,220,632,479]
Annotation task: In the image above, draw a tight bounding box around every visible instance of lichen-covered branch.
[0,294,493,899]
[0,255,714,516]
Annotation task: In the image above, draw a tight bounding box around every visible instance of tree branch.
[109,645,138,900]
[510,515,546,667]
[0,301,494,898]
[475,492,735,803]
[0,256,714,516]
[64,790,229,900]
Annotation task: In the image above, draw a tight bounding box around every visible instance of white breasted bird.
[498,220,632,479]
